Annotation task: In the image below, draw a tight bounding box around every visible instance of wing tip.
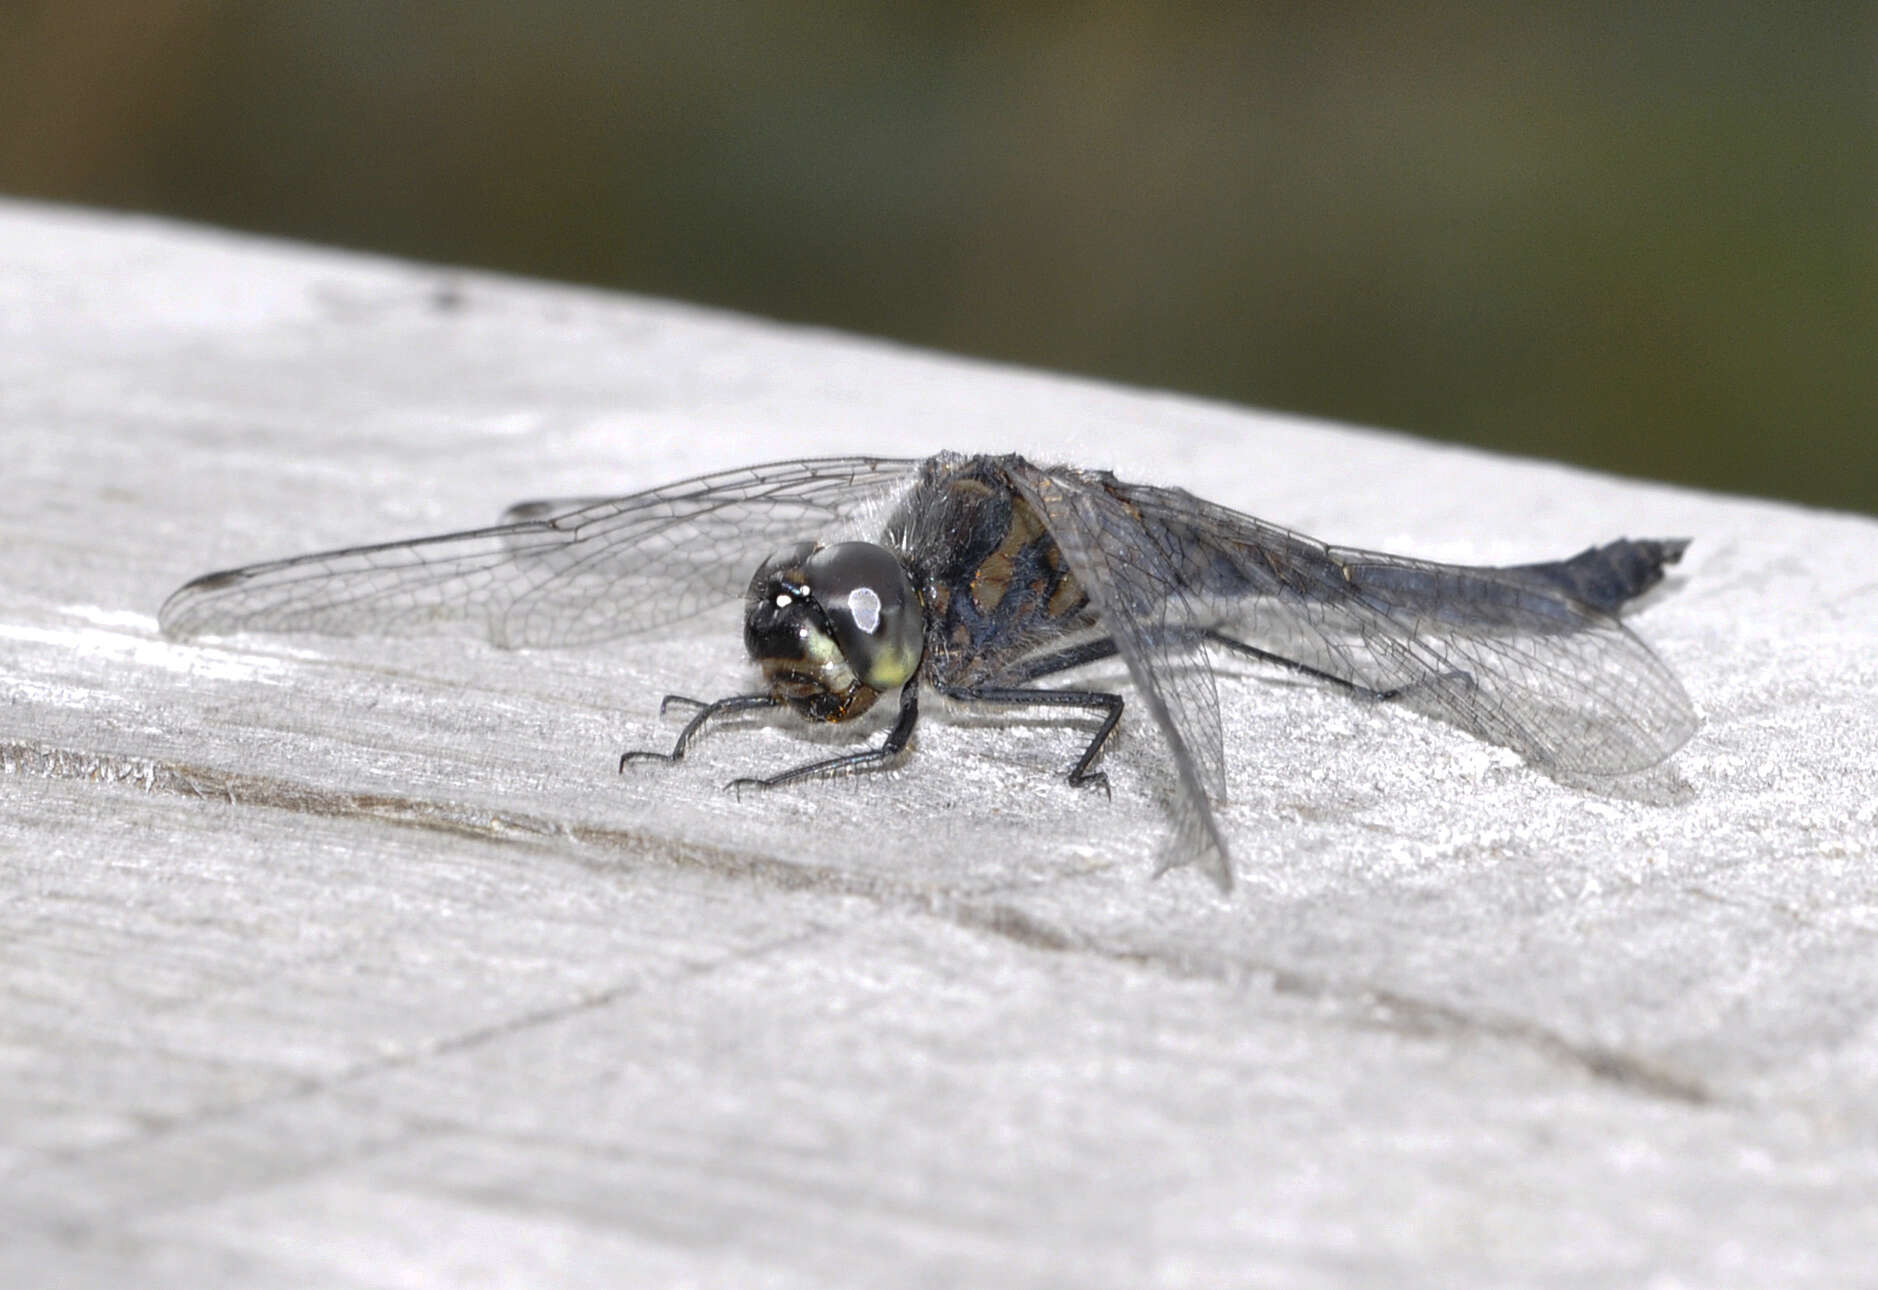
[1154,849,1236,894]
[1535,695,1701,779]
[157,567,252,639]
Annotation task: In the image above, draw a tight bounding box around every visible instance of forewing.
[1008,463,1237,892]
[160,456,922,648]
[1113,484,1698,777]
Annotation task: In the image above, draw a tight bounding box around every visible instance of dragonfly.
[160,452,1698,891]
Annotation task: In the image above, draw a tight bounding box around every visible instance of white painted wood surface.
[4,199,1876,1288]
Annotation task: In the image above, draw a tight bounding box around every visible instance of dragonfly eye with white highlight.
[805,542,924,692]
[847,586,881,634]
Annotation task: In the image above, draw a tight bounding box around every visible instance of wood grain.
[4,201,1876,1288]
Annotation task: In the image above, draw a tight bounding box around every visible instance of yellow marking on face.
[864,641,920,690]
[803,624,841,663]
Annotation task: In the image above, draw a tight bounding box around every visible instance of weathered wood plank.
[4,200,1876,1287]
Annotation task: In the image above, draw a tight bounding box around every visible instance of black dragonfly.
[160,452,1698,890]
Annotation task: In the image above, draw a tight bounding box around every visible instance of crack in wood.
[4,736,1712,1107]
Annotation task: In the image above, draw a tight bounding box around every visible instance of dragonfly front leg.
[618,693,781,770]
[726,685,921,793]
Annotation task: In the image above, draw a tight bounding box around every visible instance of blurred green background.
[4,2,1872,512]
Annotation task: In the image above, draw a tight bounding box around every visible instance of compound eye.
[846,585,882,634]
[803,542,923,690]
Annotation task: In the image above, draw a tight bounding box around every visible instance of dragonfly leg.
[999,637,1121,684]
[938,683,1123,798]
[619,693,780,770]
[726,685,920,793]
[657,693,709,717]
[1017,629,1475,702]
[1203,630,1476,702]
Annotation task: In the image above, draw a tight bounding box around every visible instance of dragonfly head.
[744,541,924,723]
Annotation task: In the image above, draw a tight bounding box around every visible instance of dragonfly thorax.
[743,541,924,723]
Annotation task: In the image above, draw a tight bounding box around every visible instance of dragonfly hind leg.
[1202,630,1475,703]
[619,693,781,770]
[937,682,1123,799]
[1009,628,1471,706]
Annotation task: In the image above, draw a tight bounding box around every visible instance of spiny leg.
[619,693,780,771]
[1010,631,1426,702]
[1201,629,1474,702]
[937,682,1123,798]
[1000,637,1121,684]
[1000,628,1429,719]
[726,684,920,793]
[981,631,1469,782]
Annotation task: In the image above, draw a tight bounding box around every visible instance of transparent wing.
[1010,466,1696,891]
[160,456,922,647]
[1008,463,1237,892]
[1107,480,1699,778]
